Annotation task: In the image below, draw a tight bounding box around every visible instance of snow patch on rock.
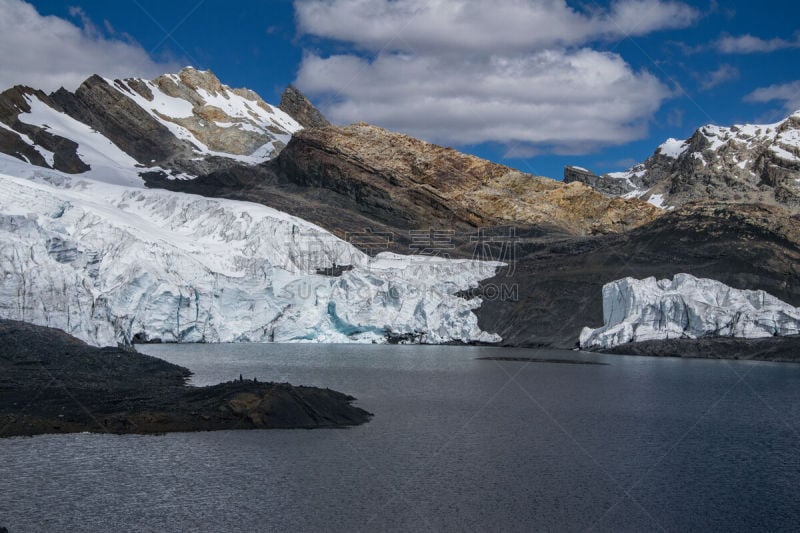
[657,138,689,158]
[646,193,666,209]
[17,94,145,187]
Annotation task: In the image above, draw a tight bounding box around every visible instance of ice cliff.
[579,274,800,349]
[0,162,502,347]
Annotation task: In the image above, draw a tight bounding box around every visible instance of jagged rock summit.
[565,110,800,210]
[279,85,331,129]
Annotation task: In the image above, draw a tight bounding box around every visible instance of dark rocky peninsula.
[0,320,371,438]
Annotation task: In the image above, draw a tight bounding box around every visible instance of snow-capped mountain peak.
[564,109,800,209]
[0,67,307,187]
[110,67,302,164]
[656,137,689,159]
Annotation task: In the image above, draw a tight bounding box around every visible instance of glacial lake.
[2,344,800,532]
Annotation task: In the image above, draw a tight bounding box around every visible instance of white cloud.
[745,81,800,113]
[295,0,698,53]
[699,64,739,90]
[297,49,670,152]
[0,0,179,92]
[716,33,800,54]
[294,0,696,153]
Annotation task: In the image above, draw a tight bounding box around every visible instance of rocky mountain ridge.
[565,111,800,210]
[0,67,301,183]
[0,67,661,249]
[151,121,662,256]
[270,123,663,236]
[279,85,331,129]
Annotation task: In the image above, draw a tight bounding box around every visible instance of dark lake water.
[2,344,800,532]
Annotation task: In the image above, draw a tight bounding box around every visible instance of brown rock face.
[279,85,330,129]
[177,67,226,95]
[272,123,660,236]
[148,121,661,256]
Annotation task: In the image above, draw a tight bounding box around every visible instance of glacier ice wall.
[579,274,800,349]
[0,172,502,346]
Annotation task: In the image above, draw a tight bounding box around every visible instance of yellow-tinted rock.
[285,123,661,235]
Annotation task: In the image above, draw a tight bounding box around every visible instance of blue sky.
[4,0,800,179]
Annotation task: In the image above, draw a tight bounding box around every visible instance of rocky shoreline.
[0,320,371,438]
[593,335,800,362]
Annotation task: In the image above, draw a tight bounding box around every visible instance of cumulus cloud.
[745,81,800,113]
[0,0,179,92]
[716,33,800,54]
[297,49,670,152]
[295,0,698,53]
[294,0,696,153]
[699,64,739,90]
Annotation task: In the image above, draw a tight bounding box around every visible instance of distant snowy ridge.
[564,109,800,210]
[579,274,800,350]
[0,164,502,347]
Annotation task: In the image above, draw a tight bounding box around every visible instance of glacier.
[0,159,502,347]
[579,274,800,349]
